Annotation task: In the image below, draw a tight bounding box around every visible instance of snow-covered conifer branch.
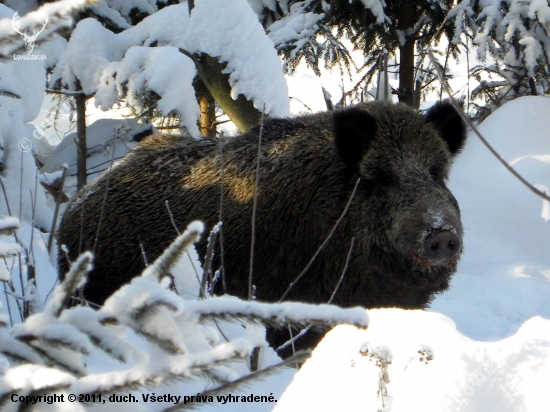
[77,340,252,397]
[142,221,204,282]
[47,252,93,318]
[184,298,370,331]
[60,307,133,363]
[1,217,371,408]
[0,333,43,366]
[165,351,310,411]
[0,216,20,236]
[0,253,94,376]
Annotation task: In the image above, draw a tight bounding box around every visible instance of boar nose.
[424,230,461,263]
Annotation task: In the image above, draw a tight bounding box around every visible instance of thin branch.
[427,48,550,202]
[140,244,148,266]
[277,237,356,353]
[165,200,181,236]
[289,96,314,112]
[165,200,201,291]
[279,178,361,302]
[218,133,227,293]
[249,106,265,301]
[328,237,355,305]
[45,89,89,97]
[93,135,117,254]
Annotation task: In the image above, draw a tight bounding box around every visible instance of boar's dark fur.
[58,100,467,355]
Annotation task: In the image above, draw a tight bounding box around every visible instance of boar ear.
[333,107,377,167]
[425,99,467,156]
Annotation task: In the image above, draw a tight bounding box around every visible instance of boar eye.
[429,166,443,180]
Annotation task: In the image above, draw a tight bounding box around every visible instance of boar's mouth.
[408,251,459,283]
[410,252,460,268]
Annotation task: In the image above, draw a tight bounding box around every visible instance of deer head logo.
[12,11,49,54]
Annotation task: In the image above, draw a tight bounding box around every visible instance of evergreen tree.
[256,0,459,107]
[449,0,550,120]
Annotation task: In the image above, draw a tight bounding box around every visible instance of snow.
[0,5,52,229]
[49,0,290,134]
[519,35,543,76]
[0,242,21,259]
[535,184,550,221]
[0,217,19,232]
[429,96,550,341]
[0,0,89,56]
[112,46,199,135]
[3,88,550,412]
[267,3,324,47]
[528,0,550,22]
[184,0,290,117]
[184,297,369,329]
[39,116,149,198]
[3,364,75,391]
[360,0,388,25]
[276,309,550,412]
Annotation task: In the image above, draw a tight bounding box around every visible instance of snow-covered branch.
[0,0,92,58]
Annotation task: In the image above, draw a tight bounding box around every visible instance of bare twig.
[249,106,265,301]
[93,133,118,254]
[289,96,314,112]
[165,200,181,236]
[78,190,85,255]
[218,132,227,293]
[276,237,356,353]
[27,190,36,290]
[165,200,201,290]
[3,282,14,327]
[19,150,23,222]
[279,178,361,302]
[29,169,39,266]
[328,236,355,305]
[427,48,550,202]
[140,244,148,266]
[0,177,26,319]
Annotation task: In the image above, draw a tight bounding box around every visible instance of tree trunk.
[186,0,261,132]
[397,0,416,107]
[183,52,263,132]
[529,77,538,96]
[193,76,217,137]
[75,94,87,191]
